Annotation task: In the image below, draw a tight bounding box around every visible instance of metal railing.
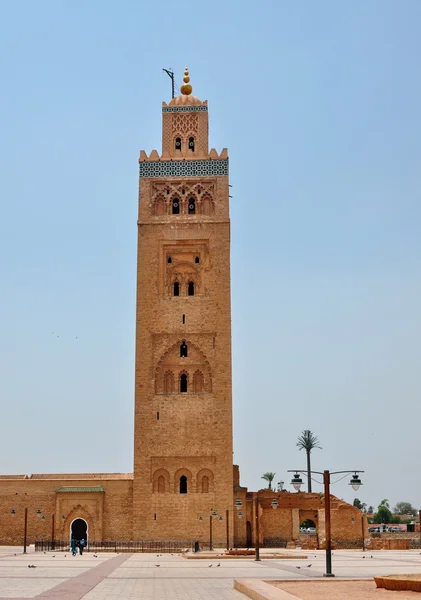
[35,539,194,553]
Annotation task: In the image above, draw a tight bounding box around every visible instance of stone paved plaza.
[1,546,421,599]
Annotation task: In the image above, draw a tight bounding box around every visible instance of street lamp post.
[11,507,42,554]
[288,469,363,577]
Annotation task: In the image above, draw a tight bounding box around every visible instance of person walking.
[79,538,85,555]
[70,537,77,557]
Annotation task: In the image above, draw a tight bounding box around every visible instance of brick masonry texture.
[0,86,364,547]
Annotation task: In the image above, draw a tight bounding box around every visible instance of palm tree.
[296,430,322,492]
[261,472,276,490]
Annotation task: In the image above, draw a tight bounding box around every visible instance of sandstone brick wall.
[0,477,133,544]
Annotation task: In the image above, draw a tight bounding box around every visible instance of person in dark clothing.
[70,537,77,556]
[79,538,85,555]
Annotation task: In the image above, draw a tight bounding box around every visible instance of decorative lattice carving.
[172,114,198,135]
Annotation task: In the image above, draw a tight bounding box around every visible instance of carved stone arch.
[201,193,214,216]
[170,193,181,214]
[179,369,189,393]
[155,339,212,395]
[153,468,170,493]
[174,467,193,494]
[196,468,214,493]
[193,370,204,393]
[173,134,182,151]
[187,192,198,215]
[61,503,96,541]
[163,370,174,394]
[153,194,167,216]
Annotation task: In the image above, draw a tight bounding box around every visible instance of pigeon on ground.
[363,556,365,559]
[371,555,373,558]
[155,564,160,567]
[208,564,213,567]
[216,563,221,567]
[296,566,300,569]
[307,564,312,567]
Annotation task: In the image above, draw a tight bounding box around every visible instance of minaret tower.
[133,69,233,543]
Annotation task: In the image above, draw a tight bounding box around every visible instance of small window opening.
[172,198,180,214]
[188,281,195,296]
[175,137,181,150]
[188,198,196,214]
[182,314,185,324]
[180,373,188,393]
[173,282,180,296]
[166,188,170,195]
[198,188,201,194]
[167,256,172,264]
[195,256,200,264]
[180,342,188,358]
[189,137,195,151]
[182,188,185,195]
[156,411,160,420]
[180,475,187,494]
[154,513,157,520]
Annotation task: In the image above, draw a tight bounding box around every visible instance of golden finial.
[180,67,193,95]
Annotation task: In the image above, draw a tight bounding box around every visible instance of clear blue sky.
[1,0,420,511]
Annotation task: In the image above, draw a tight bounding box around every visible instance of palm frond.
[296,429,322,451]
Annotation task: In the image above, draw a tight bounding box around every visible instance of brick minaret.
[132,69,233,544]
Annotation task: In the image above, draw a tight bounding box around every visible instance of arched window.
[193,371,204,393]
[158,476,165,493]
[201,476,209,493]
[188,198,196,214]
[175,137,181,151]
[195,256,200,264]
[167,256,172,264]
[188,281,195,296]
[172,197,180,215]
[188,137,195,151]
[164,371,174,394]
[180,342,188,358]
[180,475,187,494]
[180,373,188,393]
[173,281,180,296]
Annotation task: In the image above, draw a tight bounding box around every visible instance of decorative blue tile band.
[139,159,228,178]
[162,106,208,113]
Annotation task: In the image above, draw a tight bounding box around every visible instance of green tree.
[353,498,367,512]
[261,472,276,490]
[394,502,417,516]
[296,430,321,492]
[374,499,392,524]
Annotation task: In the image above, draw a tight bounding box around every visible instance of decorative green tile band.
[162,106,208,113]
[139,159,228,178]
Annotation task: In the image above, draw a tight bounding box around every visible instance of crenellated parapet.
[139,148,228,162]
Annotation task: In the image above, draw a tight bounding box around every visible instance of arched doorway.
[246,521,252,547]
[300,519,316,533]
[71,518,88,543]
